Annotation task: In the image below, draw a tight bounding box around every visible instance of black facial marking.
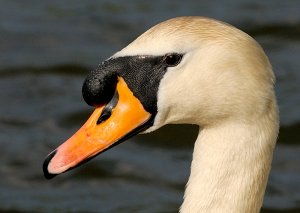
[82,53,184,116]
[115,56,166,114]
[97,90,119,124]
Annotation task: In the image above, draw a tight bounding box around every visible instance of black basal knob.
[82,68,118,107]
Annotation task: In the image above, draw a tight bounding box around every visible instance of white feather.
[114,17,279,212]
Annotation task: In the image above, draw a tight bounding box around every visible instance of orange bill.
[43,77,151,179]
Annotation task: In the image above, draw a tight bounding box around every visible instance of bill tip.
[43,150,58,179]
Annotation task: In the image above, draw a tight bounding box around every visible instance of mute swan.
[43,17,279,212]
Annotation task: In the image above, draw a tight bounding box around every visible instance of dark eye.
[164,53,183,67]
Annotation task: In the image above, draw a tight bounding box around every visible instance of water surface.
[0,1,300,212]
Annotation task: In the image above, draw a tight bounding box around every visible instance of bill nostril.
[97,91,119,124]
[82,71,118,107]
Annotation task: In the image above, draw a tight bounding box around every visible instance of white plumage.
[116,17,279,212]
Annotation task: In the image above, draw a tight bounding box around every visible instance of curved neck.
[180,113,278,212]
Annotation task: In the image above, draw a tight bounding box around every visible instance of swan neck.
[180,116,278,213]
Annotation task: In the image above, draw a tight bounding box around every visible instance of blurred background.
[0,0,299,212]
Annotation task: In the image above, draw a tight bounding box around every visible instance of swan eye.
[164,53,183,67]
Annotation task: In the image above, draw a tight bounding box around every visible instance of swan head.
[43,17,276,178]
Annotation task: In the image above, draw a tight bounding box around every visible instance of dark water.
[1,1,300,212]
